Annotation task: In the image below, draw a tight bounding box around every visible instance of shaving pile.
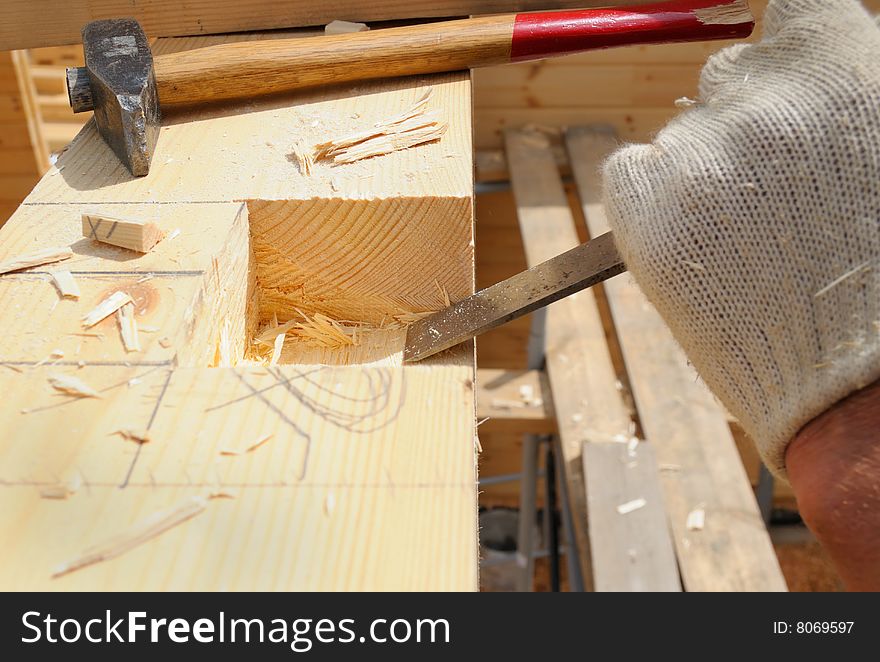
[313,89,447,165]
[252,310,363,360]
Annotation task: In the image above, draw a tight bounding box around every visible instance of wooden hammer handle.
[155,0,753,106]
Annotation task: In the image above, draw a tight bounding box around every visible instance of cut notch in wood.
[82,213,164,253]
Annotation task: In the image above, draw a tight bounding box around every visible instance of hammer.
[66,0,753,176]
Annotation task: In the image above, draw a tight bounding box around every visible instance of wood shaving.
[269,332,285,366]
[314,89,447,165]
[48,373,101,399]
[217,319,234,367]
[324,492,336,516]
[0,246,72,275]
[114,428,151,444]
[290,141,314,175]
[219,432,273,457]
[159,337,172,349]
[686,507,706,531]
[52,495,208,578]
[50,270,80,299]
[40,474,82,500]
[325,19,369,34]
[116,302,141,352]
[616,498,647,515]
[82,291,133,328]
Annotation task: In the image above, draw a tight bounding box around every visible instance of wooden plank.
[0,30,477,590]
[477,107,676,149]
[474,64,701,109]
[583,442,681,592]
[476,368,554,423]
[0,1,653,50]
[505,128,632,588]
[566,125,786,591]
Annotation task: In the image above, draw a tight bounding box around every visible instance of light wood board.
[566,125,786,591]
[505,128,632,589]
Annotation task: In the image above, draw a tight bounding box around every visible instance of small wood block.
[82,213,164,253]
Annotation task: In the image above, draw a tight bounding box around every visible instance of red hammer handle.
[156,1,753,107]
[511,0,753,61]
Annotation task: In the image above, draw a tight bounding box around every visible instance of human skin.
[786,378,880,591]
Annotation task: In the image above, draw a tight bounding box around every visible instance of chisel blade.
[404,231,626,362]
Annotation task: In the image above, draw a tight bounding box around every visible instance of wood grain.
[505,128,632,588]
[0,31,477,591]
[566,125,786,591]
[0,1,656,51]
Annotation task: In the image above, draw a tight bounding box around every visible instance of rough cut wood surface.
[0,31,477,591]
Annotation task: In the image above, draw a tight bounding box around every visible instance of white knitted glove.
[603,0,880,477]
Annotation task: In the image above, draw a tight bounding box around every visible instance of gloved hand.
[603,0,880,477]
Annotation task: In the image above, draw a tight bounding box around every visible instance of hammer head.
[67,19,160,177]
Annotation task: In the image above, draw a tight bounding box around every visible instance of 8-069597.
[773,622,854,634]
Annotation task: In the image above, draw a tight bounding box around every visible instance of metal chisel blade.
[403,231,625,362]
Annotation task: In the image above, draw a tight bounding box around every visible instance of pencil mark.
[234,371,312,481]
[204,367,327,411]
[119,368,174,489]
[86,217,99,239]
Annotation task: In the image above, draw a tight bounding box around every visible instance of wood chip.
[269,332,285,366]
[314,89,447,165]
[50,270,80,299]
[82,213,164,253]
[82,291,133,328]
[324,492,336,516]
[290,141,314,175]
[39,474,82,500]
[220,432,273,457]
[114,428,151,444]
[48,373,101,399]
[686,508,706,531]
[52,495,208,578]
[616,498,647,515]
[325,19,369,34]
[0,246,72,275]
[116,302,141,352]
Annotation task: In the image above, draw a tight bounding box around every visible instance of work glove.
[603,0,880,477]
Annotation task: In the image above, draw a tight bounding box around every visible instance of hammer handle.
[154,0,752,106]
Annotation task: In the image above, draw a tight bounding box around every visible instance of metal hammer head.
[66,19,160,177]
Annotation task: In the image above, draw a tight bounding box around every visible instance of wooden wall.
[473,1,880,151]
[0,51,45,225]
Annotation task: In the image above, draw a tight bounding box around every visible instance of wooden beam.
[505,128,633,589]
[0,31,477,590]
[565,125,786,591]
[0,1,656,51]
